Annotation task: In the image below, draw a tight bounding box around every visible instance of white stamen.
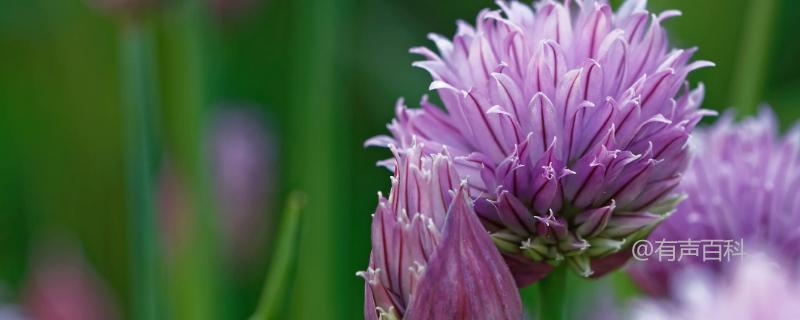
[356,267,382,285]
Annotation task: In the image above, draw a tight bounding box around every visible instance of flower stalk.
[539,266,569,320]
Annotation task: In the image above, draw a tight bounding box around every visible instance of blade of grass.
[119,18,164,320]
[251,192,306,320]
[729,0,777,115]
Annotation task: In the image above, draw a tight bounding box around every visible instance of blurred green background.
[0,0,798,319]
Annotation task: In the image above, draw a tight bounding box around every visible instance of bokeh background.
[0,0,798,319]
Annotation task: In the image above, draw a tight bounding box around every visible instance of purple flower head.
[632,257,800,320]
[358,144,522,320]
[629,107,800,296]
[367,0,713,284]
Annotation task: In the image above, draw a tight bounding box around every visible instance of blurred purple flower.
[368,0,712,284]
[0,291,24,320]
[632,257,800,320]
[629,107,800,296]
[0,305,24,320]
[358,144,521,319]
[22,242,119,320]
[209,107,276,265]
[158,107,275,267]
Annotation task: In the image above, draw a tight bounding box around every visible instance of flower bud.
[359,144,522,319]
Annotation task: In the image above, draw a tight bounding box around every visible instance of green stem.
[251,192,306,320]
[519,283,541,318]
[286,0,351,318]
[539,266,568,320]
[729,0,777,115]
[158,1,225,318]
[120,19,163,320]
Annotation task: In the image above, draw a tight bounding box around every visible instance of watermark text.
[632,238,745,262]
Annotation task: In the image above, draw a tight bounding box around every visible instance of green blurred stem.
[729,0,777,115]
[539,266,568,320]
[157,1,225,318]
[251,192,306,320]
[287,0,350,318]
[119,19,163,320]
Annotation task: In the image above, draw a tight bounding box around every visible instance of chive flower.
[629,107,800,296]
[367,0,713,284]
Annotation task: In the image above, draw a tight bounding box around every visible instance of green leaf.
[251,191,306,320]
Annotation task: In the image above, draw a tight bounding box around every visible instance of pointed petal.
[529,141,561,213]
[460,90,511,162]
[528,93,561,160]
[589,248,633,278]
[494,190,537,236]
[405,186,522,320]
[601,211,664,238]
[575,3,612,60]
[575,200,616,237]
[504,254,553,287]
[597,29,628,94]
[364,281,378,320]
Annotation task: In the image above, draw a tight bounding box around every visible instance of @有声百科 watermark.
[632,238,745,262]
